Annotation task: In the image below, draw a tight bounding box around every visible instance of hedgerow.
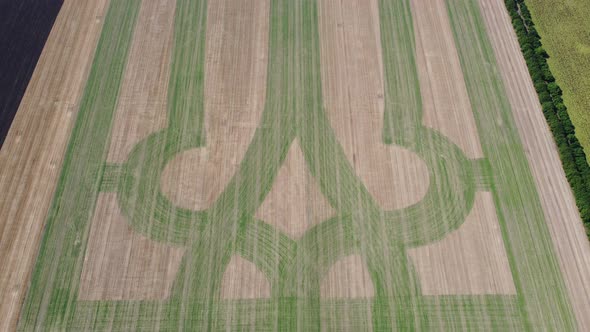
[505,0,590,235]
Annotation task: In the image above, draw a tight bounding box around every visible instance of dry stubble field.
[1,0,590,330]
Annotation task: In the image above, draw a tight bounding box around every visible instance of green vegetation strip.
[44,297,523,331]
[17,0,142,329]
[505,0,590,234]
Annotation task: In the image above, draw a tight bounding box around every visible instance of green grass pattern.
[18,0,576,330]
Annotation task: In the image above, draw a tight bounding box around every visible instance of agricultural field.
[1,0,590,330]
[525,0,590,154]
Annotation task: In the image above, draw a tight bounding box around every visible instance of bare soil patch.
[411,0,483,159]
[79,193,184,300]
[408,192,516,295]
[320,254,374,299]
[160,0,269,210]
[318,0,429,211]
[255,140,336,238]
[106,0,175,163]
[220,255,271,299]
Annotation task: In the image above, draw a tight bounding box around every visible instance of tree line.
[505,0,590,235]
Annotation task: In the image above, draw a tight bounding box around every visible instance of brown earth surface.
[106,0,174,163]
[0,0,110,329]
[160,0,269,211]
[320,254,375,331]
[320,254,375,299]
[479,0,590,328]
[318,0,430,211]
[408,192,516,295]
[79,193,184,300]
[220,255,271,299]
[411,0,483,159]
[254,140,336,239]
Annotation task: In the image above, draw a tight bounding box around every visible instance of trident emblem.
[103,0,483,329]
